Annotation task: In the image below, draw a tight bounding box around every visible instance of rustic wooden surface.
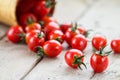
[0,0,120,80]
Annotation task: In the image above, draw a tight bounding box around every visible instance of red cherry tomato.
[60,22,72,33]
[48,30,64,43]
[65,27,80,46]
[43,21,60,35]
[111,39,120,53]
[33,1,51,19]
[77,27,86,35]
[43,40,62,57]
[28,33,45,52]
[40,16,57,26]
[92,35,107,51]
[90,47,111,73]
[26,30,45,44]
[19,13,37,30]
[71,34,87,51]
[7,25,24,43]
[65,49,85,69]
[90,53,108,73]
[25,23,41,32]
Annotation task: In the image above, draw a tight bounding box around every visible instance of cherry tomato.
[48,30,64,43]
[71,34,87,51]
[60,22,72,33]
[90,53,108,73]
[111,39,120,53]
[7,25,24,43]
[92,35,107,51]
[65,49,86,69]
[90,47,111,73]
[33,1,51,19]
[40,16,57,26]
[28,32,45,52]
[25,23,41,32]
[19,13,37,30]
[65,27,80,46]
[43,40,62,57]
[26,30,45,44]
[77,26,87,35]
[43,21,60,35]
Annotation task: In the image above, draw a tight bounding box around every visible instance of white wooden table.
[0,0,120,80]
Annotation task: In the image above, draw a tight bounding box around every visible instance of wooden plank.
[53,0,96,23]
[0,37,41,80]
[77,0,120,79]
[23,43,94,80]
[0,23,9,39]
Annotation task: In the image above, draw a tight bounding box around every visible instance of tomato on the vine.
[111,39,120,53]
[28,32,45,52]
[25,23,41,32]
[65,49,86,69]
[92,35,107,51]
[19,13,37,30]
[48,30,64,43]
[7,25,24,43]
[43,21,60,35]
[90,47,111,73]
[64,24,80,46]
[71,34,87,51]
[43,40,62,57]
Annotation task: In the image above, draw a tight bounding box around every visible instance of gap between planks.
[74,0,99,22]
[20,57,43,80]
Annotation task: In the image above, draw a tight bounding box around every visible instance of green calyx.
[45,0,56,8]
[84,29,93,38]
[73,55,87,70]
[97,46,112,56]
[71,23,78,32]
[38,21,45,27]
[18,33,26,44]
[55,37,62,43]
[27,16,34,25]
[37,32,43,39]
[37,47,44,58]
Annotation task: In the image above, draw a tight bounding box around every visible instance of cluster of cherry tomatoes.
[16,0,55,31]
[6,0,120,74]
